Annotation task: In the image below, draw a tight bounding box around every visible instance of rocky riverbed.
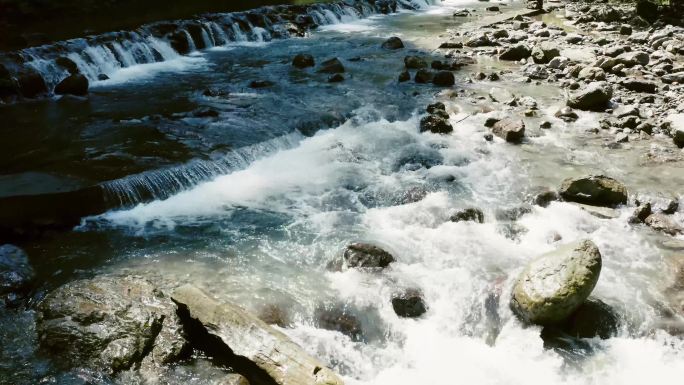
[1,0,684,384]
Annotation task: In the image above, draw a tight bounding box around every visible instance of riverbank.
[1,1,684,384]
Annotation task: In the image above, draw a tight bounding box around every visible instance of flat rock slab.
[171,285,344,385]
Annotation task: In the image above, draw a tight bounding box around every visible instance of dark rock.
[674,128,684,148]
[420,115,453,134]
[621,79,657,93]
[531,42,560,64]
[248,80,274,88]
[328,73,345,83]
[487,72,500,81]
[439,42,463,49]
[432,71,455,87]
[97,74,110,81]
[317,58,344,74]
[662,73,684,84]
[636,0,659,23]
[426,102,446,114]
[381,36,404,50]
[37,275,188,373]
[629,202,652,224]
[567,82,613,111]
[543,298,619,339]
[559,175,628,207]
[391,289,427,318]
[499,44,531,61]
[17,71,48,98]
[485,117,500,128]
[450,208,484,223]
[465,32,493,47]
[414,69,434,84]
[0,245,34,305]
[54,74,88,96]
[342,242,395,269]
[169,31,192,54]
[292,53,315,68]
[192,107,220,118]
[405,56,428,69]
[486,6,500,11]
[316,306,363,341]
[492,118,525,143]
[398,71,411,82]
[533,188,558,207]
[55,57,79,75]
[540,121,552,129]
[619,24,632,36]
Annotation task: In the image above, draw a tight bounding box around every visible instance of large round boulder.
[511,240,602,325]
[54,74,89,96]
[559,175,628,207]
[37,275,188,373]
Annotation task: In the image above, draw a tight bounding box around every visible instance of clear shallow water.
[2,1,684,384]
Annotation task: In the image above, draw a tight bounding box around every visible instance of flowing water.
[1,1,684,384]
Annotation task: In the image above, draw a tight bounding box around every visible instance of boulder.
[391,289,427,318]
[420,115,453,134]
[662,73,684,84]
[405,56,428,69]
[578,67,606,81]
[450,208,485,223]
[567,82,613,111]
[531,42,560,64]
[543,298,619,340]
[414,69,434,84]
[37,275,188,373]
[426,102,446,114]
[293,54,315,68]
[172,285,344,385]
[499,44,531,61]
[317,58,344,74]
[381,36,404,50]
[629,202,652,224]
[55,57,80,75]
[315,306,363,340]
[341,242,395,269]
[636,0,659,23]
[492,118,525,143]
[511,240,602,325]
[616,51,650,67]
[439,42,463,49]
[559,175,628,207]
[432,71,455,87]
[17,71,48,98]
[465,32,492,47]
[0,245,34,305]
[398,71,410,82]
[328,74,345,83]
[645,214,683,236]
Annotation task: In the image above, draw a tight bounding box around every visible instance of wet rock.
[531,42,560,64]
[317,58,344,74]
[292,53,315,69]
[499,44,531,61]
[169,31,192,54]
[555,107,579,122]
[328,74,345,83]
[17,71,48,98]
[523,64,549,80]
[414,69,434,84]
[449,208,484,223]
[405,56,428,69]
[258,304,292,328]
[543,298,619,340]
[511,240,602,325]
[37,275,188,373]
[248,80,274,88]
[488,87,516,104]
[492,118,525,143]
[453,9,470,17]
[0,245,34,305]
[315,306,363,341]
[172,285,343,385]
[621,78,657,93]
[662,73,684,84]
[674,128,684,149]
[645,214,683,236]
[619,24,632,36]
[398,70,410,82]
[571,203,620,219]
[486,6,500,12]
[540,121,552,129]
[439,42,463,49]
[426,102,446,114]
[342,242,395,269]
[391,289,427,318]
[381,36,404,50]
[465,32,493,47]
[636,0,659,22]
[419,114,453,134]
[97,74,109,81]
[432,71,455,87]
[629,202,652,224]
[567,82,613,111]
[559,175,628,207]
[55,57,80,75]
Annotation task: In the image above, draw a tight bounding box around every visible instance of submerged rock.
[432,71,455,87]
[420,114,453,134]
[172,285,344,385]
[292,54,315,68]
[381,36,404,50]
[315,306,363,340]
[391,289,427,318]
[450,208,485,223]
[336,242,396,270]
[37,275,188,373]
[492,118,525,143]
[414,69,434,84]
[0,244,34,305]
[567,82,613,111]
[511,240,602,325]
[317,58,344,74]
[559,175,628,207]
[559,298,619,339]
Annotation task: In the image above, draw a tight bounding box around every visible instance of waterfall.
[0,0,443,99]
[101,132,305,207]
